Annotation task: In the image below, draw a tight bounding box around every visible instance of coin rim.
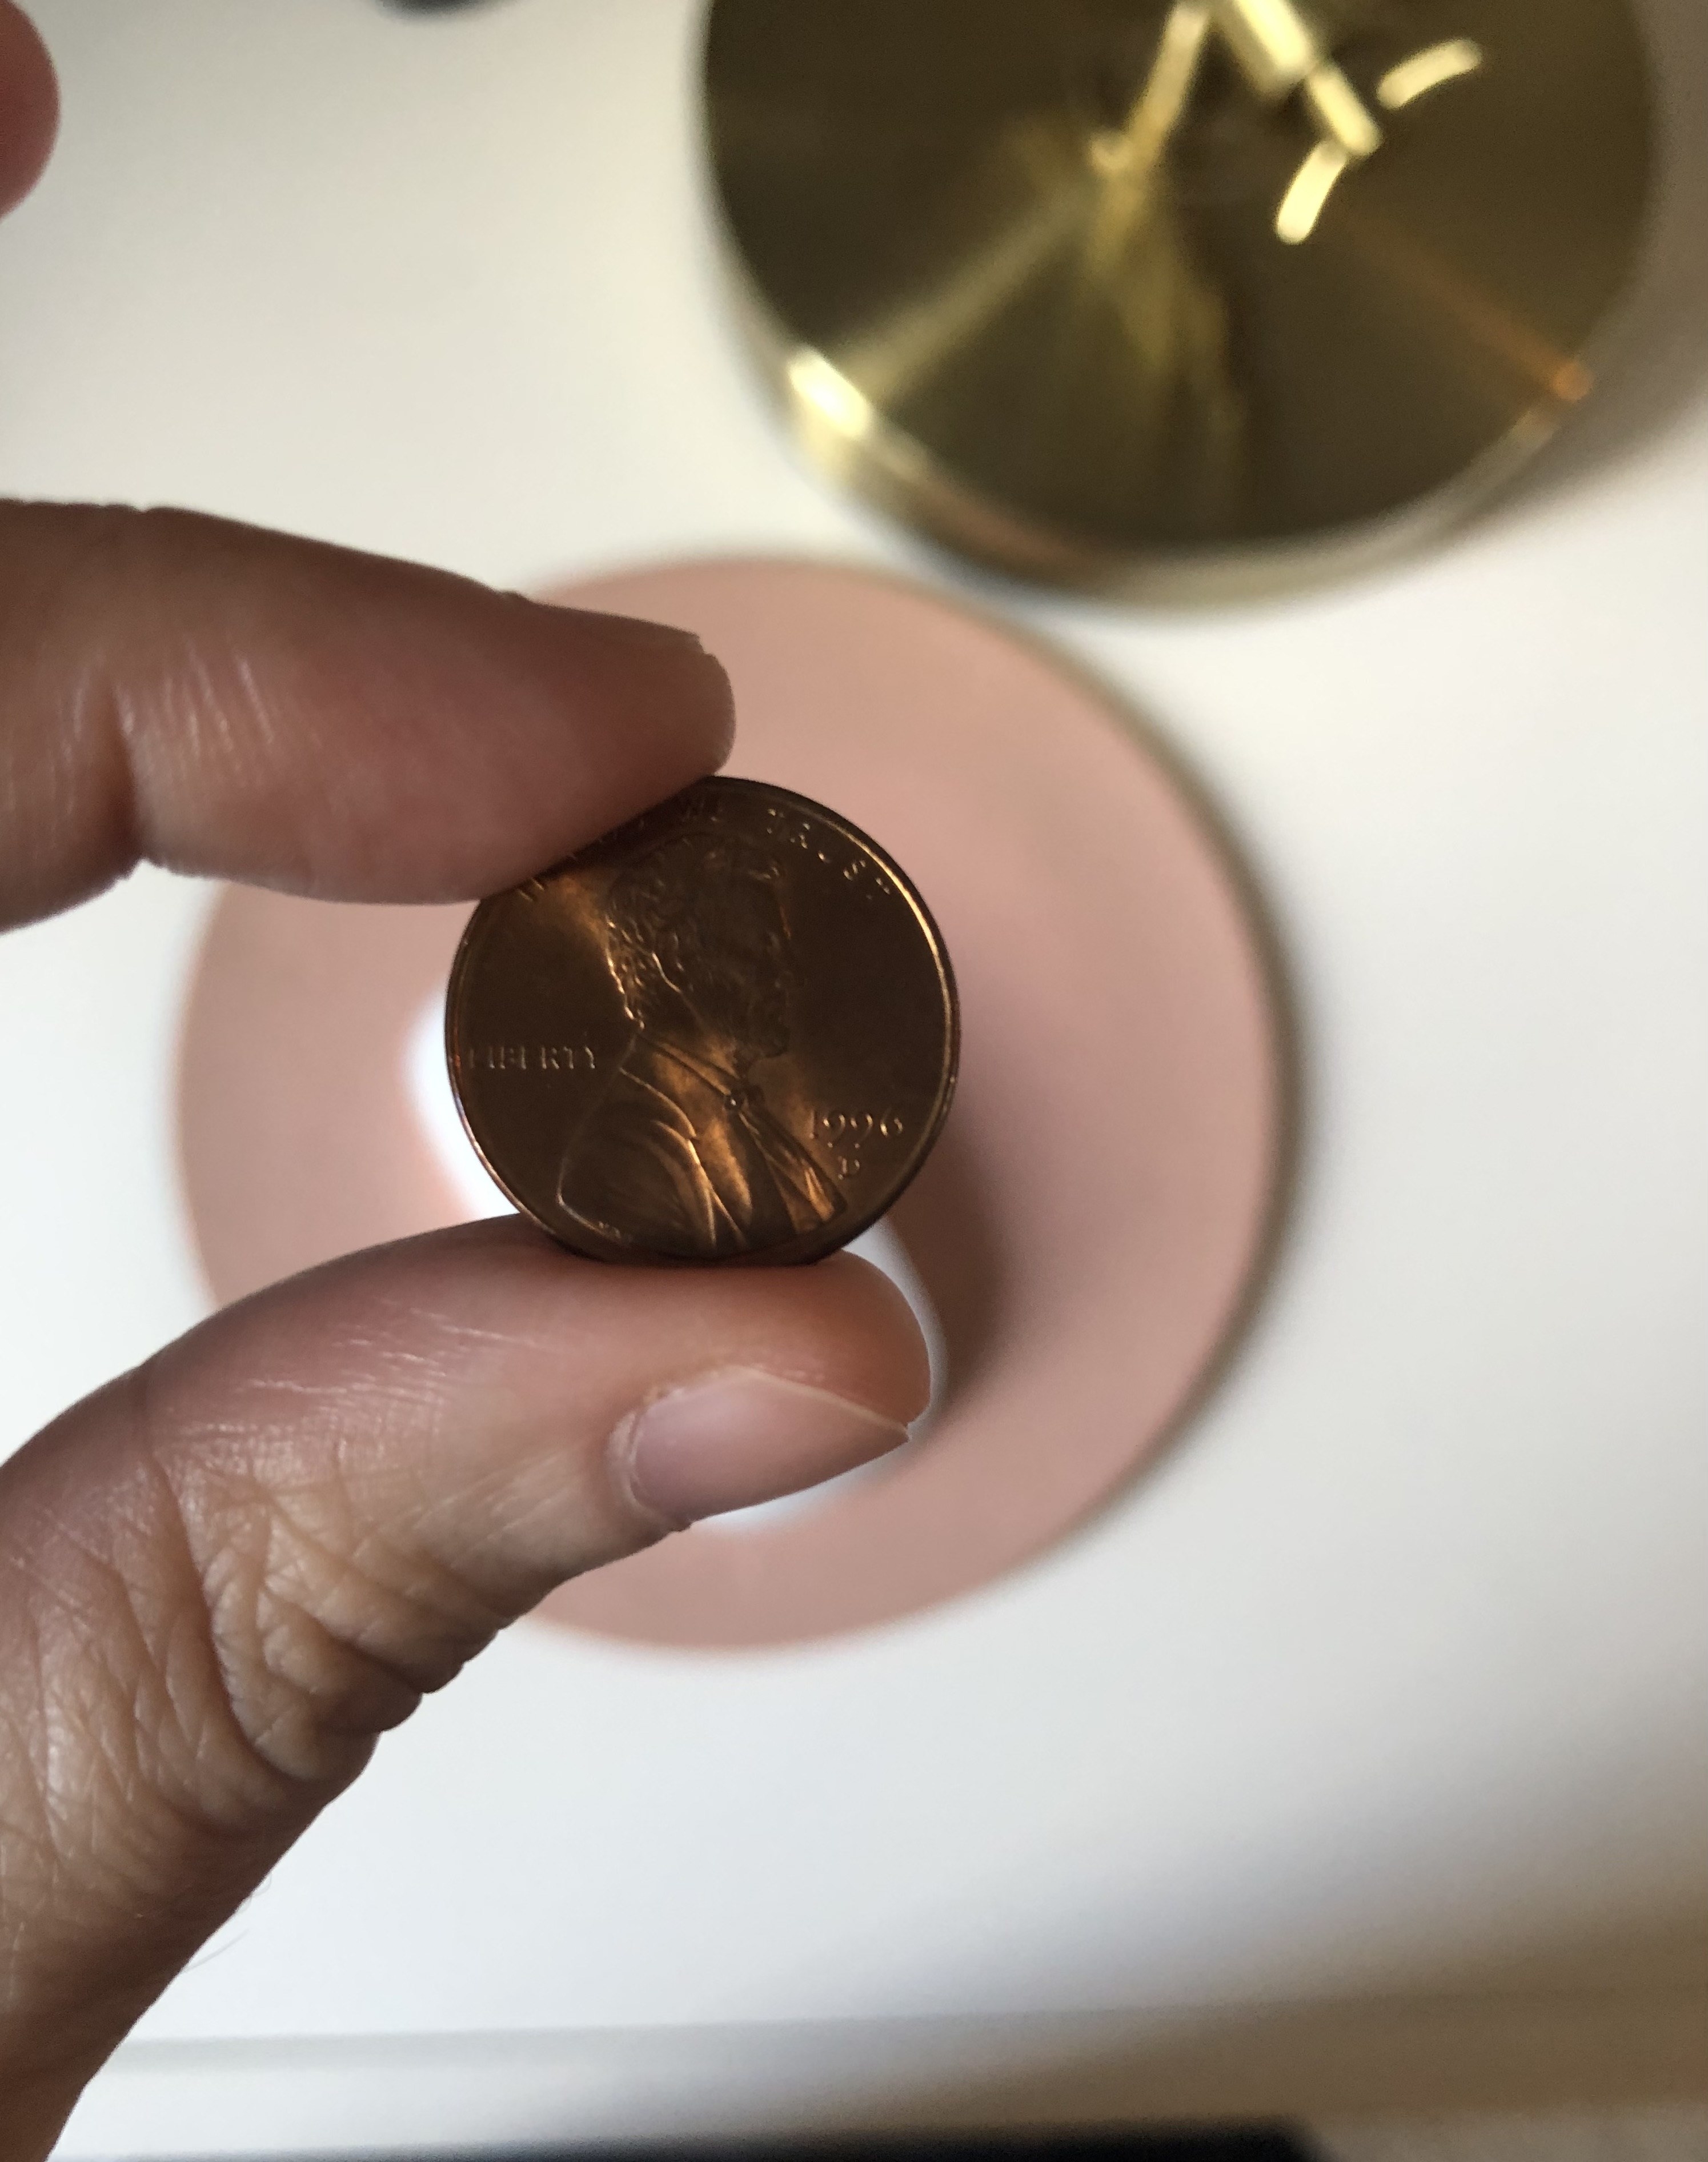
[444,776,961,1267]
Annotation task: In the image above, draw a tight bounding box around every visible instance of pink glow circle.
[176,559,1284,1650]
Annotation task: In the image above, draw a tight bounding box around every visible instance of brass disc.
[704,0,1653,595]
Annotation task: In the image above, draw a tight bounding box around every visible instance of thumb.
[0,1220,925,2159]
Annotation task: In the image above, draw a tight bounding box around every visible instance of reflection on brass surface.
[446,779,959,1266]
[704,0,1651,593]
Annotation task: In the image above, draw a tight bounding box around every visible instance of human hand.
[0,12,927,2153]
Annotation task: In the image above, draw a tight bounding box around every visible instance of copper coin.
[445,777,959,1265]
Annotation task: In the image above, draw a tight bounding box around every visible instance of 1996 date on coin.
[445,778,960,1266]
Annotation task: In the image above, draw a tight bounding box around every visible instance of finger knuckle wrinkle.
[153,1442,502,1802]
[13,503,288,880]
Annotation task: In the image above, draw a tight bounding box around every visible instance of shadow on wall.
[809,1915,1708,2136]
[372,2137,1314,2162]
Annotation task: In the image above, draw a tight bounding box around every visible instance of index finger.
[0,502,733,928]
[0,0,57,217]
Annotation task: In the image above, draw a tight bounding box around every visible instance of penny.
[445,776,959,1265]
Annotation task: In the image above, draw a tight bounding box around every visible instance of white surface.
[0,0,1701,2147]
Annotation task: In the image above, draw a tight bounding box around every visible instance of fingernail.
[612,1368,910,1527]
[564,606,706,651]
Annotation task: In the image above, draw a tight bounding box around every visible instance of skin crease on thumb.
[0,1224,927,2156]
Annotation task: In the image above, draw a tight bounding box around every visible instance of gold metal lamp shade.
[704,0,1653,596]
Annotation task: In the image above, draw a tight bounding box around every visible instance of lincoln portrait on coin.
[559,828,845,1259]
